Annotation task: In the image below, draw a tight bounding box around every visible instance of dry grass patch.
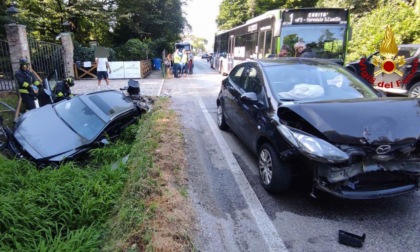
[147,101,195,251]
[103,97,196,252]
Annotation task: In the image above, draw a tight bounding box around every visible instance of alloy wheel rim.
[411,87,420,97]
[259,149,272,185]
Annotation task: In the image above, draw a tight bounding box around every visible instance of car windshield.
[264,62,379,102]
[54,97,105,140]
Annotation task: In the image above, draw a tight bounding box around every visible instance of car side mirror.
[240,92,258,103]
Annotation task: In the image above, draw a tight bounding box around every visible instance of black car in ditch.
[1,90,143,166]
[216,58,420,199]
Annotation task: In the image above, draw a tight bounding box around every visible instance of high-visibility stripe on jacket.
[15,69,41,94]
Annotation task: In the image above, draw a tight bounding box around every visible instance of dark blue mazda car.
[216,58,420,199]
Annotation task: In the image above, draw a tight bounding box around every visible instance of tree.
[187,35,208,53]
[346,1,420,62]
[111,0,186,55]
[1,0,114,45]
[216,0,317,30]
[216,0,248,30]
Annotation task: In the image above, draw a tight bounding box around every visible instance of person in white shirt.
[95,57,111,90]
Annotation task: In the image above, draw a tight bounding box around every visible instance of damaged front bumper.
[315,159,420,199]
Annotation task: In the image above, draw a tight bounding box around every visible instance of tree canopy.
[1,0,419,62]
[1,0,187,58]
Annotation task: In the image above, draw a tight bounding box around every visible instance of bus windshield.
[280,24,346,60]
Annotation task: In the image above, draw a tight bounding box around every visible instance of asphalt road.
[164,57,420,252]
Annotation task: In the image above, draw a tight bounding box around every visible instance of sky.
[184,0,223,52]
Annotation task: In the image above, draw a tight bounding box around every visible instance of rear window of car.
[88,91,133,117]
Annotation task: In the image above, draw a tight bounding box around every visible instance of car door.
[232,63,269,152]
[222,64,247,130]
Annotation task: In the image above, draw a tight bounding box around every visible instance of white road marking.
[196,95,288,252]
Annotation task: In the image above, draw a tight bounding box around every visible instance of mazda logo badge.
[376,145,391,154]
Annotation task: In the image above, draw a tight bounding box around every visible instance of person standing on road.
[173,49,181,78]
[95,57,111,90]
[15,58,42,110]
[165,53,173,78]
[181,49,188,77]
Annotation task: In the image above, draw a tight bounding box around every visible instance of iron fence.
[28,36,65,81]
[0,39,15,91]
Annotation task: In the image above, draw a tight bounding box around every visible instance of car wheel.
[217,103,229,130]
[259,143,291,193]
[408,82,420,97]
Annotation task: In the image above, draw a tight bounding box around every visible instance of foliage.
[114,38,152,61]
[73,41,116,62]
[0,158,127,251]
[217,0,249,30]
[316,0,416,18]
[346,1,420,62]
[216,0,318,30]
[99,97,195,251]
[111,0,186,55]
[1,0,185,58]
[101,101,161,251]
[73,41,95,62]
[0,91,19,129]
[215,0,419,64]
[0,96,192,251]
[0,0,11,40]
[4,0,113,45]
[188,35,208,53]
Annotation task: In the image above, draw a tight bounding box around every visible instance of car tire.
[259,143,291,193]
[408,82,420,97]
[217,103,229,130]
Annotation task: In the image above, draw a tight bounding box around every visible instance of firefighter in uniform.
[15,58,42,110]
[54,77,75,102]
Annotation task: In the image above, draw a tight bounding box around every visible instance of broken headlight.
[277,124,348,163]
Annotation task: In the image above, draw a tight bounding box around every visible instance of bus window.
[264,31,273,58]
[257,31,273,58]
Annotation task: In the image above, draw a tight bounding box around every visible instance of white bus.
[213,8,351,75]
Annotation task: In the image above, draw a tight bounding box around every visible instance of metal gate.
[0,39,15,91]
[28,36,65,81]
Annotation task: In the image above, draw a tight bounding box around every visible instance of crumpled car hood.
[279,98,420,145]
[14,105,89,160]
